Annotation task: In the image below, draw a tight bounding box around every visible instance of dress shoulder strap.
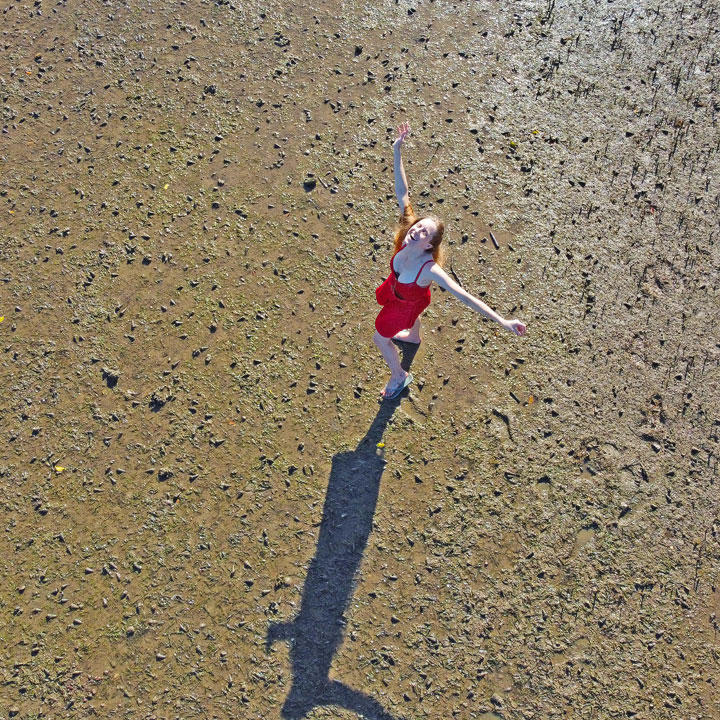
[414,258,434,283]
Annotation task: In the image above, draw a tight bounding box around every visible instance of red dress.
[375,251,434,338]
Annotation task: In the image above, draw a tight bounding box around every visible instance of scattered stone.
[101,367,121,388]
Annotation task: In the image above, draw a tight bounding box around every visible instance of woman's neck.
[402,243,433,260]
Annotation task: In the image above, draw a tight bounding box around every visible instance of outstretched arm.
[429,265,527,336]
[393,122,410,212]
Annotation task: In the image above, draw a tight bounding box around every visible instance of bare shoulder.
[417,260,444,287]
[426,262,451,287]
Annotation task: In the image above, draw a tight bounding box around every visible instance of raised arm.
[428,264,527,336]
[393,122,410,212]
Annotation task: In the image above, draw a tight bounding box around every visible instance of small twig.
[426,142,441,168]
[449,262,463,287]
[489,231,500,249]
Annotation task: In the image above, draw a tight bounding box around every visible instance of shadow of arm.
[266,619,294,652]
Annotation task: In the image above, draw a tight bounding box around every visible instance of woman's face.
[406,218,437,250]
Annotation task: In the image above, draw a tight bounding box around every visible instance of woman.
[373,122,527,399]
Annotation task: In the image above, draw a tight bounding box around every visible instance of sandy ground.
[1,0,719,718]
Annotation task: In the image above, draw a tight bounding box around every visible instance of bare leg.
[373,331,407,394]
[393,317,421,344]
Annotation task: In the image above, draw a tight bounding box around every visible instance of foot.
[382,372,413,399]
[392,329,421,344]
[382,371,407,397]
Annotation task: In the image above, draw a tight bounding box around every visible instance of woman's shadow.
[266,341,419,720]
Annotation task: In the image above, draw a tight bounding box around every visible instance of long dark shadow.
[267,342,418,720]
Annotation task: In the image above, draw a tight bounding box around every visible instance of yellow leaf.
[54,466,65,473]
[528,395,535,404]
[376,442,385,448]
[0,317,4,323]
[163,183,169,190]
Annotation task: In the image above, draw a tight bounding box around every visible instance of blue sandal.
[383,373,413,400]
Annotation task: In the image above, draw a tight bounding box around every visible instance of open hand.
[504,319,527,336]
[393,121,410,149]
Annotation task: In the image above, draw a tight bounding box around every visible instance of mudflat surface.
[1,0,719,718]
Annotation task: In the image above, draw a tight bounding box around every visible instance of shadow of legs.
[391,338,420,373]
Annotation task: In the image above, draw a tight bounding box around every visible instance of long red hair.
[393,207,445,266]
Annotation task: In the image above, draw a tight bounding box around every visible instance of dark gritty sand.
[1,0,719,718]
